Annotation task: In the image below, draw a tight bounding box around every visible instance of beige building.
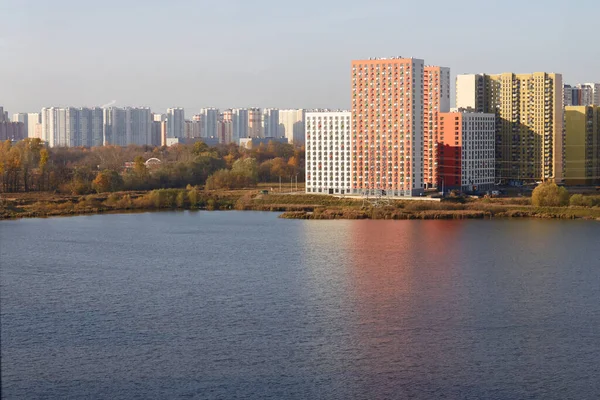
[457,72,564,183]
[564,106,600,185]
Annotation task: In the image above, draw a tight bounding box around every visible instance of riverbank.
[1,189,600,221]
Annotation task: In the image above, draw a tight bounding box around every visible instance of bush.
[188,188,199,208]
[92,170,124,193]
[531,182,569,207]
[570,194,593,207]
[205,169,255,190]
[176,191,187,208]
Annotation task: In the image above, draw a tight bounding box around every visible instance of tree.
[92,170,124,193]
[232,157,258,182]
[192,141,210,155]
[569,194,593,207]
[39,148,49,191]
[531,182,569,207]
[133,156,148,177]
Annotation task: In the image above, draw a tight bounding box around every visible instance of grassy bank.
[1,190,600,221]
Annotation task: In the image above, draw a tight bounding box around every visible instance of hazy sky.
[1,0,598,115]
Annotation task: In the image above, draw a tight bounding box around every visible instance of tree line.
[0,139,304,193]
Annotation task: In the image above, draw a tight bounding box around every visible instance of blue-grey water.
[1,212,599,399]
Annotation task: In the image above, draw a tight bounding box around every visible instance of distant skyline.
[1,0,599,115]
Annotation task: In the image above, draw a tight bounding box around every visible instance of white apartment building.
[261,108,279,138]
[103,107,151,146]
[223,108,249,142]
[198,108,219,138]
[305,111,352,195]
[167,107,185,138]
[278,109,305,145]
[41,107,103,147]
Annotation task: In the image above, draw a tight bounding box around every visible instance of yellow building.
[457,72,564,183]
[564,106,600,185]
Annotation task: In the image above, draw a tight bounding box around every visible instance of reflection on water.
[1,215,600,399]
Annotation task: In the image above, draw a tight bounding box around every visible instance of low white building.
[305,111,351,195]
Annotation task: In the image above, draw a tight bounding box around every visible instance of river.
[1,212,599,399]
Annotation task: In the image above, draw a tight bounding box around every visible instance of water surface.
[1,212,599,399]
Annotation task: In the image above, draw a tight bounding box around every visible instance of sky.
[1,0,598,115]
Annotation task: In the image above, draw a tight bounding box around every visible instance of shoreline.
[1,189,599,221]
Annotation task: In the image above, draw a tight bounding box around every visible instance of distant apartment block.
[185,119,202,138]
[217,120,233,144]
[103,107,151,146]
[566,83,600,106]
[247,108,262,137]
[223,108,249,142]
[198,108,219,138]
[352,57,424,196]
[564,84,574,106]
[12,112,41,140]
[261,108,279,139]
[438,111,496,192]
[42,107,103,147]
[0,121,26,141]
[279,109,306,145]
[27,113,41,139]
[12,113,27,127]
[305,111,351,195]
[166,108,185,138]
[423,66,451,188]
[0,106,7,122]
[564,106,600,185]
[456,72,564,183]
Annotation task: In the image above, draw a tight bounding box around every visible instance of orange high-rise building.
[423,66,450,188]
[351,57,424,196]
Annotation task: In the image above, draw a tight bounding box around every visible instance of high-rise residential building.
[438,111,496,192]
[198,108,219,138]
[79,108,104,147]
[261,108,279,138]
[185,119,202,138]
[151,121,162,146]
[0,106,6,122]
[0,121,26,141]
[575,83,600,106]
[566,83,600,106]
[217,120,233,144]
[278,109,306,145]
[103,107,151,146]
[12,113,28,133]
[423,66,451,188]
[564,106,600,185]
[166,108,185,138]
[27,113,42,139]
[41,107,103,147]
[222,109,249,142]
[584,83,600,106]
[305,111,352,194]
[248,108,262,137]
[456,72,564,183]
[456,74,487,112]
[564,84,574,106]
[351,57,425,196]
[153,113,166,122]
